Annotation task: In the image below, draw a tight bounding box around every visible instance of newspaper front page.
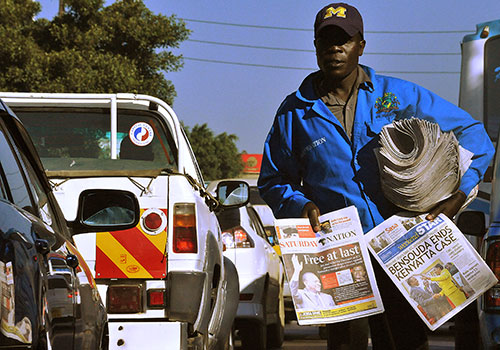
[275,206,384,325]
[366,212,498,331]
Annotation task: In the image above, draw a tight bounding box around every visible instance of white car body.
[242,177,296,321]
[208,179,285,349]
[1,92,241,350]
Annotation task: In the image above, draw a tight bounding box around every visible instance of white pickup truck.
[0,92,247,350]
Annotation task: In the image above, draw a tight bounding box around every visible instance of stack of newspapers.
[375,118,471,212]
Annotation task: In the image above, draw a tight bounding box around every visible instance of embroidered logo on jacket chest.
[375,92,400,114]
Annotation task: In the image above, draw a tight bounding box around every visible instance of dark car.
[0,99,139,349]
[459,129,500,349]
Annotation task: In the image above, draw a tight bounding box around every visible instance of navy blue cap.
[314,3,364,38]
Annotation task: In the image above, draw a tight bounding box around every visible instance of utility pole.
[58,0,64,16]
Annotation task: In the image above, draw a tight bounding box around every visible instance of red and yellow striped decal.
[95,209,167,279]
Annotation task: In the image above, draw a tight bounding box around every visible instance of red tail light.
[141,208,167,235]
[173,203,197,253]
[485,241,500,308]
[147,289,166,308]
[221,226,254,249]
[107,285,143,313]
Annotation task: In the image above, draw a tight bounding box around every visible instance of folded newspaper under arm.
[375,117,475,212]
[366,212,497,331]
[275,206,384,325]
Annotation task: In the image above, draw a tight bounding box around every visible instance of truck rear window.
[14,107,178,175]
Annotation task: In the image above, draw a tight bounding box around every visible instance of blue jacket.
[258,65,494,233]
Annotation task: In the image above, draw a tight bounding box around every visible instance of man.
[289,254,336,309]
[407,276,443,322]
[258,3,494,349]
[422,264,468,308]
[422,278,453,317]
[352,265,367,283]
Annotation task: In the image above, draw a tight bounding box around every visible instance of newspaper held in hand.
[375,118,474,212]
[366,212,497,331]
[275,206,384,325]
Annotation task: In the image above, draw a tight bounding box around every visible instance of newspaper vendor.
[257,2,494,350]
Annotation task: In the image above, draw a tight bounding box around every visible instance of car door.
[247,206,280,280]
[14,111,83,347]
[0,110,97,349]
[0,115,60,349]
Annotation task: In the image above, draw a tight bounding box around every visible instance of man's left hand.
[426,190,467,221]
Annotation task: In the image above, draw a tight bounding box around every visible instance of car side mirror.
[456,210,486,237]
[216,181,249,208]
[70,189,140,234]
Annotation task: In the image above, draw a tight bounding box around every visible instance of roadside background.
[37,1,500,154]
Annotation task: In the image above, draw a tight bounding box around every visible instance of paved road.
[235,322,455,350]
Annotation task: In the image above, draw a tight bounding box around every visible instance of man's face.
[314,26,365,81]
[352,266,366,282]
[408,277,419,287]
[303,273,322,292]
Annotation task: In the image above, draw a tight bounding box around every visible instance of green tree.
[0,0,188,105]
[184,123,244,181]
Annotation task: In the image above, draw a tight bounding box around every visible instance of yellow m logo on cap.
[324,6,347,19]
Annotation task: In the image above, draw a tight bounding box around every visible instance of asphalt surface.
[234,321,455,350]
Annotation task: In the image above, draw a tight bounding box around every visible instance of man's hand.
[426,190,467,221]
[291,254,303,282]
[292,254,303,272]
[302,202,321,232]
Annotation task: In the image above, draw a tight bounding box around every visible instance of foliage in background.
[183,123,244,181]
[0,1,244,172]
[0,0,188,105]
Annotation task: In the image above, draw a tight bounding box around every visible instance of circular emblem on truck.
[126,265,140,273]
[129,122,154,146]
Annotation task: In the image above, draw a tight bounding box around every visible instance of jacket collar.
[295,65,375,105]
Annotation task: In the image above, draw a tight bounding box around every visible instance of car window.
[247,206,268,241]
[0,163,8,201]
[485,35,500,141]
[15,147,61,232]
[14,107,178,174]
[215,207,241,231]
[0,121,34,212]
[249,186,267,205]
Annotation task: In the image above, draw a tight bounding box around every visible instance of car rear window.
[249,186,267,205]
[215,207,241,231]
[14,107,178,174]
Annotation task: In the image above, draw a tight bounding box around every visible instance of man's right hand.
[291,254,304,282]
[302,202,321,232]
[291,254,303,272]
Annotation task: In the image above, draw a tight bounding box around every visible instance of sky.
[37,0,500,154]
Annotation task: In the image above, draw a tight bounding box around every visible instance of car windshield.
[14,107,178,176]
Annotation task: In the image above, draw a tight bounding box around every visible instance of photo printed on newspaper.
[366,212,497,331]
[275,206,384,325]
